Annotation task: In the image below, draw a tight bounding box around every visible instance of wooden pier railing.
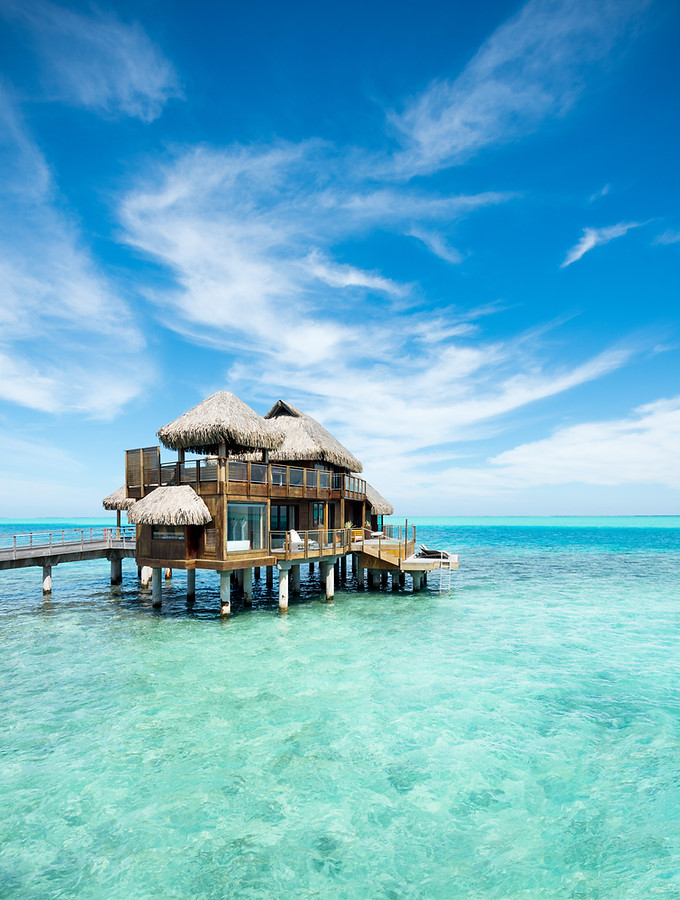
[0,527,136,561]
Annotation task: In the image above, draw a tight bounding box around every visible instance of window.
[152,525,184,541]
[312,503,325,527]
[227,503,266,551]
[270,505,298,531]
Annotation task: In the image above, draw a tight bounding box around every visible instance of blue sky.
[0,0,679,517]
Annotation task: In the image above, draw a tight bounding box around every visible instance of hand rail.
[0,527,137,557]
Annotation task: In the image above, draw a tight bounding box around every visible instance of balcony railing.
[269,527,353,560]
[126,447,367,501]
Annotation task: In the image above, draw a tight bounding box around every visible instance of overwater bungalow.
[122,390,452,613]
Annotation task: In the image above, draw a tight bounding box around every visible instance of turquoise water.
[1,518,680,898]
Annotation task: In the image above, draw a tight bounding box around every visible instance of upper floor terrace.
[125,446,367,504]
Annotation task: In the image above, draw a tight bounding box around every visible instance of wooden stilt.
[278,564,290,610]
[391,570,399,591]
[254,567,261,579]
[152,567,162,607]
[187,569,196,602]
[220,571,231,616]
[243,568,253,606]
[110,556,122,585]
[291,564,301,595]
[266,565,273,588]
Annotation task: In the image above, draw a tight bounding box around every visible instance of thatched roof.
[102,486,135,511]
[263,401,362,473]
[128,486,211,526]
[157,391,284,455]
[364,482,394,516]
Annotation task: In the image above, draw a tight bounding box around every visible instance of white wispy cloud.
[561,222,642,267]
[408,228,464,264]
[1,0,181,120]
[589,183,611,203]
[0,89,151,416]
[118,135,646,491]
[654,229,680,245]
[438,395,680,495]
[390,0,649,175]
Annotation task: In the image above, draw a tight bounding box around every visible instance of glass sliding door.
[227,503,266,551]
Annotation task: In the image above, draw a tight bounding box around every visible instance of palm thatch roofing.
[127,486,211,526]
[102,486,135,511]
[364,482,394,516]
[263,401,363,473]
[157,391,284,455]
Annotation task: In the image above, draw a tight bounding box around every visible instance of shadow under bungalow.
[106,391,455,614]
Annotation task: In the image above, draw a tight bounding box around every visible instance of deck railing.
[127,447,367,501]
[269,527,352,560]
[0,527,136,560]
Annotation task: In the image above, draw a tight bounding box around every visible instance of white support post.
[220,571,231,616]
[140,566,153,588]
[321,560,335,600]
[187,569,196,601]
[152,567,162,607]
[243,568,253,606]
[412,571,423,593]
[42,564,52,595]
[164,568,172,580]
[277,563,290,610]
[110,556,122,585]
[291,564,301,595]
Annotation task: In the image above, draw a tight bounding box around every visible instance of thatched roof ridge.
[263,400,363,473]
[157,391,284,455]
[364,481,394,516]
[128,486,211,526]
[102,486,135,511]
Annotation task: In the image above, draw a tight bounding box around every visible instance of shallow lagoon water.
[1,518,680,898]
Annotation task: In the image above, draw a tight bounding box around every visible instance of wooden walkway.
[0,527,136,571]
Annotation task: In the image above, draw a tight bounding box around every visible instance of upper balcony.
[125,446,366,503]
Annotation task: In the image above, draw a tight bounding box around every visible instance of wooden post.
[152,567,162,607]
[381,573,388,587]
[42,564,52,594]
[220,571,231,616]
[391,570,399,591]
[291,564,301,595]
[357,564,365,589]
[309,561,314,573]
[278,563,290,610]
[340,555,347,582]
[266,565,273,588]
[399,572,405,587]
[164,567,172,580]
[243,568,253,606]
[187,569,196,601]
[110,556,122,585]
[352,553,358,575]
[254,567,260,579]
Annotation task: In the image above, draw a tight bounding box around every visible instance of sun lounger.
[418,544,453,560]
[290,529,319,551]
